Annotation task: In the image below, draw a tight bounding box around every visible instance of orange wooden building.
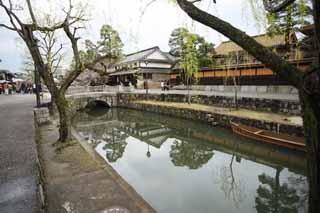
[170,33,313,86]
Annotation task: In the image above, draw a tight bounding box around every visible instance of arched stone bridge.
[66,86,119,112]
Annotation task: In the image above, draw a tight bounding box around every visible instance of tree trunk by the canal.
[300,91,320,213]
[54,91,71,143]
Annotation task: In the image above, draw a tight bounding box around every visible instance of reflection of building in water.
[93,127,128,163]
[75,108,306,174]
[120,123,173,149]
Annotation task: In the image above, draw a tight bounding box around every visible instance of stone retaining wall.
[173,85,299,94]
[117,93,301,115]
[117,93,303,136]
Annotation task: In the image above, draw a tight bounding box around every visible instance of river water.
[73,108,308,213]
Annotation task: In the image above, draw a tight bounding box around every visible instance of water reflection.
[103,129,127,163]
[255,168,307,213]
[73,108,308,213]
[170,138,214,170]
[218,152,246,208]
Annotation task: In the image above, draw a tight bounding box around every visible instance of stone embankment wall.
[117,93,303,136]
[118,93,301,115]
[173,85,298,94]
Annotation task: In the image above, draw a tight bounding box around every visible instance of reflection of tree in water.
[288,175,308,212]
[103,128,127,163]
[169,139,214,169]
[219,153,246,208]
[255,168,301,213]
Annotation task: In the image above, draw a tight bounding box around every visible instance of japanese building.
[170,33,312,86]
[107,46,177,88]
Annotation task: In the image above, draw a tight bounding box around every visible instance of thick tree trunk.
[300,91,320,213]
[54,91,71,143]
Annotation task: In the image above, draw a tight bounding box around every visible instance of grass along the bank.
[135,100,303,126]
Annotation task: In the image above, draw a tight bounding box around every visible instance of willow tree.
[173,0,319,212]
[179,29,199,104]
[0,0,114,142]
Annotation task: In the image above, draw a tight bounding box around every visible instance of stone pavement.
[0,95,41,213]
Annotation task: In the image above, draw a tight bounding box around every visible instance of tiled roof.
[121,46,160,63]
[163,52,178,62]
[215,33,291,55]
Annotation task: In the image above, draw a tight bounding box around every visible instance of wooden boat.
[230,121,305,152]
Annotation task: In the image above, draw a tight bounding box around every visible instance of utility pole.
[34,65,41,107]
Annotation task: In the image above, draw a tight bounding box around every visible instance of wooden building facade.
[170,33,312,86]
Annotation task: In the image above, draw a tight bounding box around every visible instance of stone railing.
[67,85,120,94]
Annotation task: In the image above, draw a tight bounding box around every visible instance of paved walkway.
[39,121,155,213]
[0,95,40,213]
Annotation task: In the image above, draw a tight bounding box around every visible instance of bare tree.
[220,153,245,208]
[0,0,115,142]
[174,0,320,212]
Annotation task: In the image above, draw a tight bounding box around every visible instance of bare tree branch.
[0,23,15,30]
[52,56,62,74]
[190,0,202,4]
[51,44,63,60]
[26,0,38,25]
[0,1,21,32]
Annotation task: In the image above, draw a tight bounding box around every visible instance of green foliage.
[169,138,214,169]
[255,170,301,213]
[70,24,123,70]
[180,32,199,79]
[169,27,215,68]
[98,24,124,58]
[266,0,312,38]
[169,27,189,57]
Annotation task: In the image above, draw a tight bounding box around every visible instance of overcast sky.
[0,0,266,73]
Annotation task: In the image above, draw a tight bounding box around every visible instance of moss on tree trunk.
[54,91,71,143]
[300,91,320,213]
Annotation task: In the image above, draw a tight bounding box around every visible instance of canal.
[73,107,308,213]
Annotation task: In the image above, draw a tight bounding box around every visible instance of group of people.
[0,82,14,95]
[0,82,35,95]
[160,81,170,91]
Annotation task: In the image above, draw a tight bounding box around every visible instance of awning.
[109,70,137,76]
[138,68,172,74]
